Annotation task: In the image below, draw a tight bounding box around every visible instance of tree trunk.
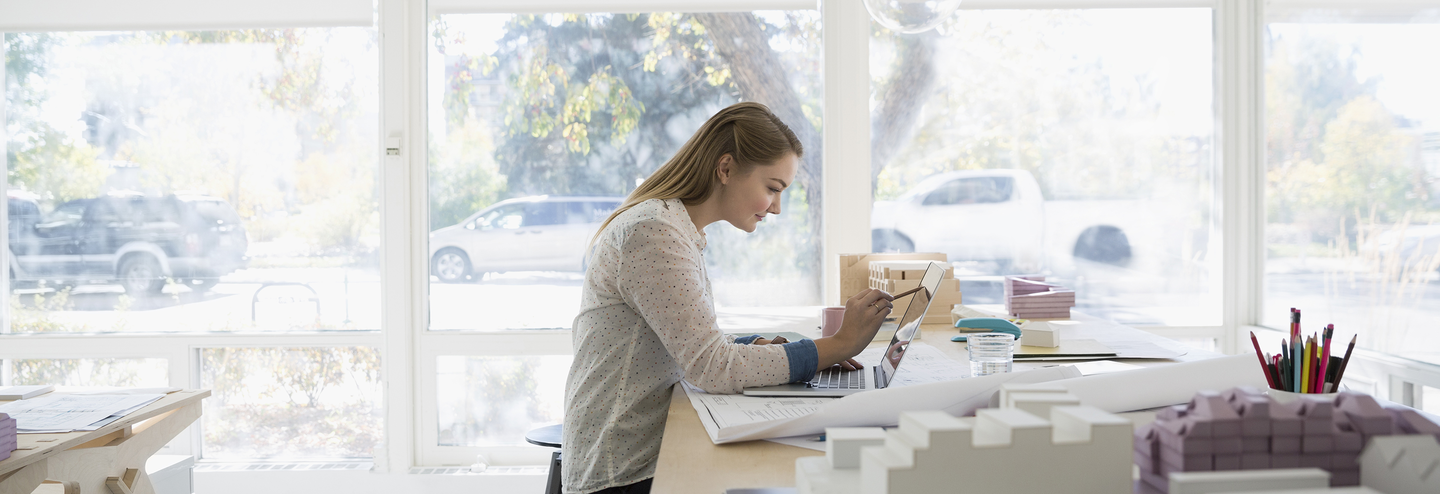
[698,13,938,296]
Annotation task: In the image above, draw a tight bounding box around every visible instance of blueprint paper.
[0,393,164,432]
[683,342,1081,444]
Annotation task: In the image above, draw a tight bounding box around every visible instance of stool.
[526,424,563,494]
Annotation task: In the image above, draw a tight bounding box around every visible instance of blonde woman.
[562,102,894,494]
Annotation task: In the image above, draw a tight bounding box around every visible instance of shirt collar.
[662,198,707,250]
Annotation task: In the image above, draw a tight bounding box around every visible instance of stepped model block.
[1358,435,1440,494]
[1,412,15,462]
[1003,276,1075,319]
[797,404,1132,494]
[838,253,946,305]
[997,382,1070,409]
[1135,388,1440,493]
[1020,320,1060,347]
[869,262,961,325]
[828,427,888,469]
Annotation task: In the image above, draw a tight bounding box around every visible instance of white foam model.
[827,427,887,469]
[996,381,1069,408]
[1008,392,1081,419]
[1358,435,1440,494]
[1021,321,1059,347]
[1167,468,1330,494]
[795,404,1131,494]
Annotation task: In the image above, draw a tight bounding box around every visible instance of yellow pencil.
[1301,337,1312,393]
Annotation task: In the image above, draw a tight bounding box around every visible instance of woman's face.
[717,152,799,233]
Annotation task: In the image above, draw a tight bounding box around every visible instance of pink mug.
[821,306,845,337]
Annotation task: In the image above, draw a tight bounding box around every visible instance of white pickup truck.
[871,169,1175,274]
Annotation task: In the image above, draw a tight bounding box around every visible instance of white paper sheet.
[1050,354,1268,413]
[684,342,1081,444]
[0,393,164,432]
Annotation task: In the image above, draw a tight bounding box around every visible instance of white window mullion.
[822,0,872,305]
[377,0,423,475]
[1216,0,1265,356]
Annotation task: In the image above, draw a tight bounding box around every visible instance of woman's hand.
[752,335,789,345]
[812,288,893,371]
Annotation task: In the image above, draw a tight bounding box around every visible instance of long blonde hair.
[592,102,803,244]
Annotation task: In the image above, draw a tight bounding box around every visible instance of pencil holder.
[1265,389,1338,405]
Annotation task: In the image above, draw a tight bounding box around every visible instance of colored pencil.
[1316,324,1333,393]
[1304,336,1314,393]
[1280,338,1290,391]
[1250,332,1277,389]
[1333,334,1357,390]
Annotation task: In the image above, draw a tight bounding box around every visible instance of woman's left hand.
[831,358,864,371]
[752,335,789,345]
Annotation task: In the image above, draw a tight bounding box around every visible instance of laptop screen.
[875,262,945,389]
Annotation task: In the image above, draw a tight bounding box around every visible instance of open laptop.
[742,262,946,397]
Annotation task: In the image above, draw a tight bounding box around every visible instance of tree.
[6,33,106,205]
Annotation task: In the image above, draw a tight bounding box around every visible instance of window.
[420,5,822,465]
[869,8,1217,326]
[4,21,382,461]
[1262,12,1440,367]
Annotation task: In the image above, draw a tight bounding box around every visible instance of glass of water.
[968,333,1015,377]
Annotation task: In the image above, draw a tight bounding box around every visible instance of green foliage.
[9,286,89,333]
[12,358,163,387]
[202,347,381,458]
[8,126,105,203]
[429,119,508,230]
[1265,30,1428,243]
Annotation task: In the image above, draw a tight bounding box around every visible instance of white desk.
[650,311,1218,493]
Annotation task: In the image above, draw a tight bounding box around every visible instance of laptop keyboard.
[808,367,866,389]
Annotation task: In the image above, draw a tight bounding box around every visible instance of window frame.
[3,0,1439,484]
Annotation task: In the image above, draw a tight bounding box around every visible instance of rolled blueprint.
[690,365,1081,444]
[1053,354,1267,413]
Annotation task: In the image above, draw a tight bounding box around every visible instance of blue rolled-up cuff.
[734,335,763,345]
[782,339,819,383]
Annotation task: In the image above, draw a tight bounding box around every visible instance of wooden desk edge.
[651,384,822,493]
[0,390,210,476]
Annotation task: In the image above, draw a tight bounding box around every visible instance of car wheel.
[872,230,915,253]
[432,248,472,283]
[1073,226,1132,265]
[118,255,166,296]
[188,278,220,293]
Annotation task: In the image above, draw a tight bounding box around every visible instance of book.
[0,385,55,400]
[1013,339,1117,360]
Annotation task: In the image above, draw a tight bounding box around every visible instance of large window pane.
[4,29,379,333]
[427,11,823,330]
[1263,20,1440,366]
[5,358,167,387]
[435,355,570,447]
[199,347,380,459]
[869,9,1216,326]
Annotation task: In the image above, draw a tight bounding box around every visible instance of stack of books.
[1004,276,1075,319]
[869,261,961,324]
[0,412,16,462]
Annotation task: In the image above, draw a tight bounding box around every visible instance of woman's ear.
[716,154,734,185]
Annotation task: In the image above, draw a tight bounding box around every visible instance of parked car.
[8,191,249,295]
[1369,224,1440,274]
[429,196,623,283]
[871,169,1153,273]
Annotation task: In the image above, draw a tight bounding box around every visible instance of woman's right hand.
[814,288,894,370]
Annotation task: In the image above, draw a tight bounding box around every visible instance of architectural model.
[0,412,15,462]
[1135,387,1440,493]
[1003,276,1075,319]
[796,391,1131,494]
[1357,435,1440,494]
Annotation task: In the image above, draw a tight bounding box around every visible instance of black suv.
[8,192,249,295]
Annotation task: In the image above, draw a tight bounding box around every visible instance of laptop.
[742,261,946,397]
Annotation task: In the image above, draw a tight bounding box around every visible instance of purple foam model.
[1003,276,1076,319]
[0,412,16,462]
[1133,387,1440,493]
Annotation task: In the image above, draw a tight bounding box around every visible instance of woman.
[562,102,893,494]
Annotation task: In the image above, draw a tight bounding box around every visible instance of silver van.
[428,196,623,282]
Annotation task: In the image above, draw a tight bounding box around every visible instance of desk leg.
[0,459,47,494]
[45,402,202,494]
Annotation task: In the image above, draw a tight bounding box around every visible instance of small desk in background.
[0,390,209,494]
[651,310,1216,493]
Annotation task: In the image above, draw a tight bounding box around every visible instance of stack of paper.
[0,385,54,400]
[0,393,164,433]
[0,412,16,461]
[1004,276,1075,319]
